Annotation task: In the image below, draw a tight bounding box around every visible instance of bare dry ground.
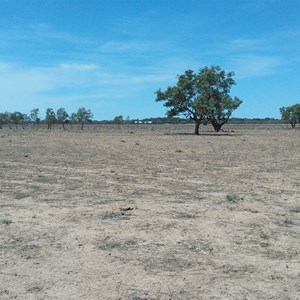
[0,124,299,299]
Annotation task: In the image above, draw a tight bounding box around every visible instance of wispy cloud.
[0,57,180,117]
[0,24,78,44]
[59,63,98,71]
[29,23,50,31]
[0,23,95,66]
[224,38,268,52]
[99,40,153,52]
[230,55,282,78]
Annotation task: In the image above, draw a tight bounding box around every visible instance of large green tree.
[156,66,242,134]
[156,69,205,134]
[280,104,300,128]
[196,66,242,132]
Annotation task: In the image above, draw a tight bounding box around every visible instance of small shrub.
[26,286,42,293]
[226,193,243,203]
[290,207,300,213]
[260,241,270,247]
[0,219,12,225]
[283,217,294,225]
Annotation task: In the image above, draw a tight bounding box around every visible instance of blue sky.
[0,0,299,120]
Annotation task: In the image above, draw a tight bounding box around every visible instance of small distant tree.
[280,104,300,128]
[56,108,69,130]
[124,116,131,124]
[10,111,24,129]
[76,107,93,130]
[45,108,57,129]
[30,108,40,129]
[69,112,77,127]
[113,115,123,124]
[156,66,242,134]
[22,114,30,128]
[0,112,10,125]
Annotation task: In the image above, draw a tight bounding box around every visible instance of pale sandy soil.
[0,124,299,299]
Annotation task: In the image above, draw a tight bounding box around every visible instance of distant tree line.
[228,118,284,124]
[0,107,93,130]
[0,110,292,129]
[94,116,194,125]
[95,116,284,125]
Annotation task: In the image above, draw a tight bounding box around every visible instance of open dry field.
[0,124,299,299]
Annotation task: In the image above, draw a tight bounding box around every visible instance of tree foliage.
[45,108,56,129]
[69,113,77,124]
[10,112,24,128]
[0,112,10,124]
[75,107,93,129]
[30,108,40,122]
[156,69,205,134]
[56,108,69,129]
[30,108,40,128]
[113,115,124,124]
[156,66,242,133]
[280,104,300,128]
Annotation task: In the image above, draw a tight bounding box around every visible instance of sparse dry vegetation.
[0,124,299,299]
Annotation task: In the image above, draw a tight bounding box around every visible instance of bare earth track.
[0,124,299,299]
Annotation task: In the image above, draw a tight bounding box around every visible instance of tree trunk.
[211,119,224,132]
[212,123,222,132]
[194,121,200,135]
[81,123,84,130]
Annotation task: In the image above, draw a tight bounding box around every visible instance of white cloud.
[59,63,98,71]
[100,41,144,52]
[28,23,51,32]
[0,58,178,115]
[99,39,172,54]
[230,55,282,78]
[0,23,92,53]
[225,38,267,51]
